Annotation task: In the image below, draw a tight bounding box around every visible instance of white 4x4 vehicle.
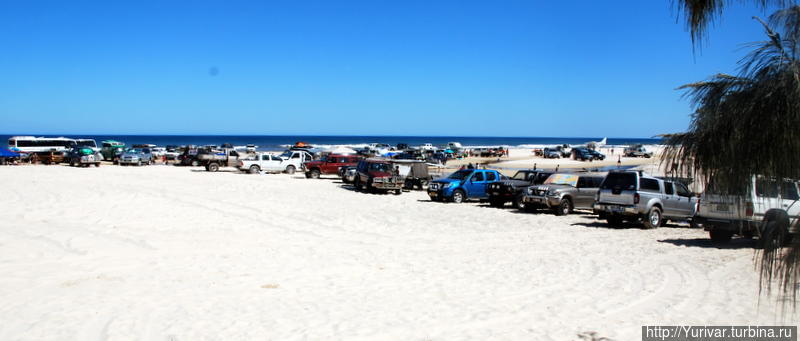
[238,150,312,174]
[695,177,800,243]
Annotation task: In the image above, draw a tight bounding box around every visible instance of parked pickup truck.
[522,172,606,215]
[238,150,313,174]
[694,177,800,243]
[428,169,503,203]
[303,154,361,179]
[624,145,653,158]
[487,169,554,209]
[593,170,697,228]
[198,148,242,172]
[353,158,405,194]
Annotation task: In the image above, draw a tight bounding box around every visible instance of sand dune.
[0,165,794,340]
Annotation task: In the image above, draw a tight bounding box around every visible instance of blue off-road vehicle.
[427,169,503,203]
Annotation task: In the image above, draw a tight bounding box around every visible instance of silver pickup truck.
[522,172,606,215]
[593,170,697,228]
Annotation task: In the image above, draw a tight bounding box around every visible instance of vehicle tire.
[555,198,572,216]
[489,198,504,208]
[191,160,199,167]
[69,160,75,167]
[353,177,362,191]
[249,165,260,174]
[451,189,466,203]
[643,207,662,229]
[419,179,429,189]
[137,161,142,166]
[309,169,321,179]
[95,163,101,167]
[285,165,296,174]
[394,189,401,195]
[607,216,624,227]
[709,229,733,242]
[759,213,790,248]
[207,163,220,172]
[513,195,526,210]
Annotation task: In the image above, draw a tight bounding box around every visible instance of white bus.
[8,136,77,153]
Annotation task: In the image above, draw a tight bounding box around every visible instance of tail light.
[238,161,243,167]
[634,193,640,204]
[745,202,754,217]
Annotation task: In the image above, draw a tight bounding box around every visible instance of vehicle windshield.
[544,174,579,187]
[368,163,390,172]
[126,148,142,154]
[448,170,473,180]
[512,171,531,180]
[76,140,96,148]
[601,172,637,190]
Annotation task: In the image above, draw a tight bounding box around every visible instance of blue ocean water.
[2,135,662,151]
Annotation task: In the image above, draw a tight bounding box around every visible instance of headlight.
[547,189,556,196]
[527,187,534,195]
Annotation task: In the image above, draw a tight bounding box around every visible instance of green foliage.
[665,6,800,306]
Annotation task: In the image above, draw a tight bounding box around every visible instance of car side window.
[486,172,496,181]
[664,182,674,195]
[639,178,661,192]
[675,183,691,197]
[782,181,799,200]
[577,177,587,188]
[473,172,484,182]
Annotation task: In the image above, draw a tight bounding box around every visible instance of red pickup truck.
[303,154,362,179]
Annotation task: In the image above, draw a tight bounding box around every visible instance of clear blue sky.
[0,0,780,137]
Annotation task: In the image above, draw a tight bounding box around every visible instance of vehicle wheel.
[249,165,260,174]
[555,198,572,216]
[759,217,789,248]
[419,179,429,189]
[69,160,75,167]
[709,230,733,242]
[394,189,401,195]
[353,177,362,191]
[643,207,662,229]
[208,163,220,172]
[191,160,199,167]
[95,163,101,167]
[309,169,321,179]
[285,165,296,174]
[137,161,142,166]
[607,216,624,227]
[513,195,526,210]
[451,189,466,203]
[489,198,504,208]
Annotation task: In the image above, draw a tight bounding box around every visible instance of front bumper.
[593,203,640,216]
[522,195,559,207]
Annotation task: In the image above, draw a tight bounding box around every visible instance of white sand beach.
[0,165,795,340]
